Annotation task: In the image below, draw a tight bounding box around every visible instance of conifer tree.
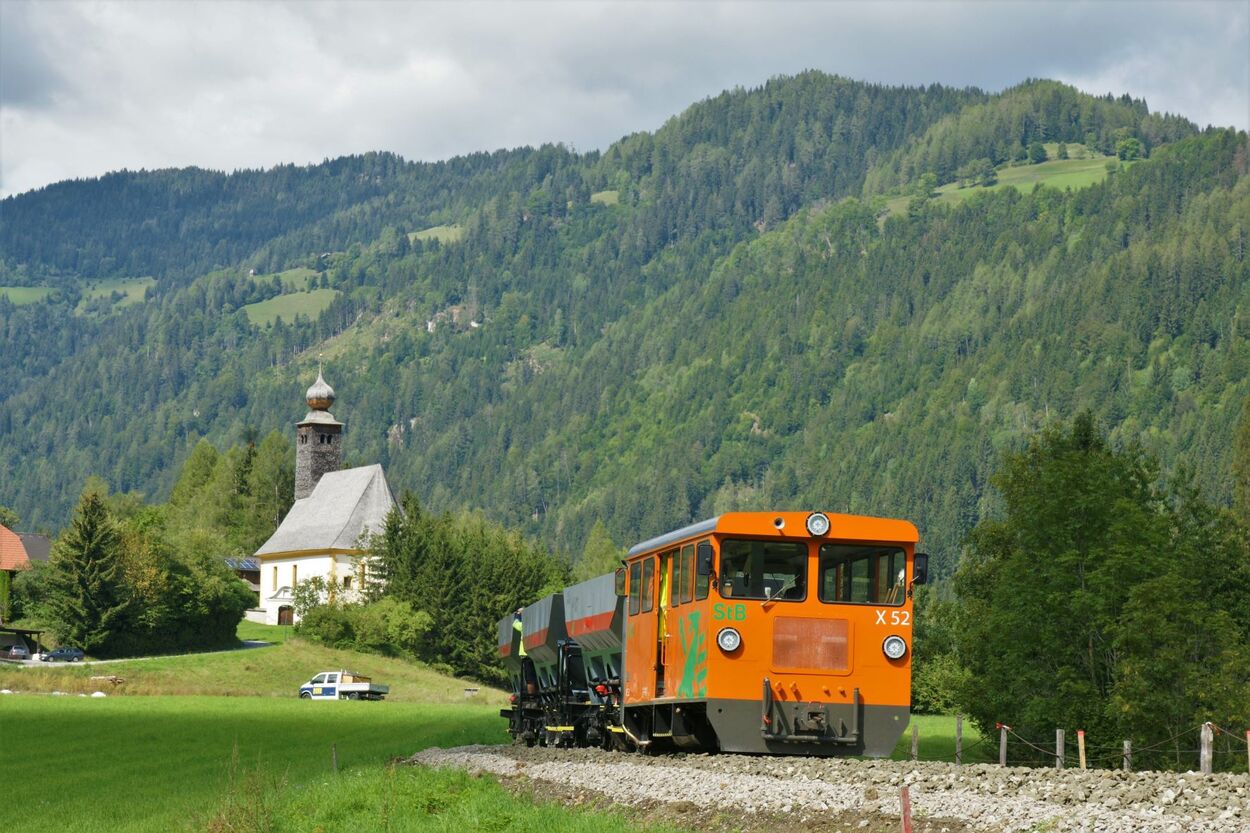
[1235,395,1250,526]
[572,520,624,582]
[48,490,131,654]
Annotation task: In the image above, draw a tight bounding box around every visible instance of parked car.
[41,647,85,662]
[4,645,29,660]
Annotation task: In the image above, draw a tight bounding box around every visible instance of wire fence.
[904,718,1249,776]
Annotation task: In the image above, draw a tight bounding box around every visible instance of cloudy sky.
[2,0,1247,197]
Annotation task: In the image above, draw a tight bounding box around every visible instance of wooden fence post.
[1245,729,1249,775]
[1122,739,1131,772]
[1056,729,1064,770]
[1200,723,1213,775]
[1078,730,1087,770]
[998,723,1008,767]
[900,785,913,833]
[955,715,963,765]
[911,724,919,761]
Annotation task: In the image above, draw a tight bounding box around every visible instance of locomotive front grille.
[773,616,849,671]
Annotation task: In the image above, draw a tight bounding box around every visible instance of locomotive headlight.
[805,512,831,537]
[882,635,908,660]
[716,627,742,653]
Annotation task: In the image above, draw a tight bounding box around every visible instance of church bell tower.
[294,366,343,500]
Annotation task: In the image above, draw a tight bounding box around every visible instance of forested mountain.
[1,72,1245,574]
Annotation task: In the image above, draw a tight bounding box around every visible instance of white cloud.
[1,0,1246,197]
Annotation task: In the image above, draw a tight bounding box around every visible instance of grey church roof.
[255,464,396,556]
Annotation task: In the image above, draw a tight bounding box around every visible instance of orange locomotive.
[499,511,929,757]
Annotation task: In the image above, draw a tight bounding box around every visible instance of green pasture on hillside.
[408,224,464,244]
[265,266,319,291]
[0,286,55,305]
[884,150,1118,218]
[590,190,620,205]
[242,288,340,326]
[76,277,157,313]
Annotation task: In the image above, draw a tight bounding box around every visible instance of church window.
[343,576,352,589]
[292,565,298,587]
[272,566,277,590]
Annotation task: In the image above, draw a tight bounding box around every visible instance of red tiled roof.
[0,524,32,572]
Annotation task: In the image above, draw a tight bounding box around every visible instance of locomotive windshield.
[818,544,906,606]
[719,540,807,601]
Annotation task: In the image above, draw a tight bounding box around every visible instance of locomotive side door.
[623,555,658,702]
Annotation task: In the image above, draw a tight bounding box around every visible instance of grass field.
[0,696,488,833]
[0,639,502,704]
[0,286,55,305]
[263,266,320,291]
[409,224,464,244]
[235,619,289,644]
[886,713,993,763]
[242,288,340,326]
[590,190,620,206]
[75,276,157,314]
[883,149,1118,219]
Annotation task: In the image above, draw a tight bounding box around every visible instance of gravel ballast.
[411,745,1250,832]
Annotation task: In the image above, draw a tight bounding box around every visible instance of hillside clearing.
[590,190,620,205]
[409,224,464,244]
[0,285,55,305]
[242,287,340,326]
[883,151,1118,218]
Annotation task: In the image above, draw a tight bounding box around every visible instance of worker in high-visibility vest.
[513,608,526,657]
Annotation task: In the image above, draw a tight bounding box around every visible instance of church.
[253,369,397,625]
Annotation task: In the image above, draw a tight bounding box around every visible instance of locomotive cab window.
[641,557,656,612]
[628,561,642,615]
[819,544,906,606]
[719,540,807,601]
[680,544,695,604]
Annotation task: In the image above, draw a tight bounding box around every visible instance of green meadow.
[886,713,993,763]
[242,288,341,326]
[590,190,620,206]
[0,635,499,705]
[0,286,56,305]
[267,266,320,291]
[408,224,465,244]
[884,146,1118,218]
[76,276,157,313]
[0,621,686,833]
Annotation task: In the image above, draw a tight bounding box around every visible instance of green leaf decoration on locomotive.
[677,610,708,698]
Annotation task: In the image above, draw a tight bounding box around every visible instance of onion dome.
[305,368,336,411]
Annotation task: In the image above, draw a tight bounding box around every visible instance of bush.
[352,598,431,656]
[912,653,971,714]
[296,605,355,649]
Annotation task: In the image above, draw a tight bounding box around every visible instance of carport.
[0,626,44,659]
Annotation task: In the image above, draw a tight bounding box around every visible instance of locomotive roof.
[626,511,919,558]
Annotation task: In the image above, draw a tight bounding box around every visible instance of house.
[1,524,51,625]
[224,557,261,606]
[252,369,397,625]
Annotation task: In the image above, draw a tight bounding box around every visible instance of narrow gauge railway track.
[413,744,1250,833]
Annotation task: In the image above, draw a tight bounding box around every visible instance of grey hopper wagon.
[562,572,624,685]
[521,593,566,689]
